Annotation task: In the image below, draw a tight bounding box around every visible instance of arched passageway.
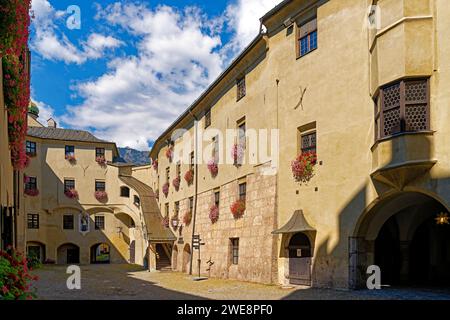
[57,243,80,264]
[182,244,191,273]
[352,192,450,288]
[90,243,110,264]
[27,241,46,263]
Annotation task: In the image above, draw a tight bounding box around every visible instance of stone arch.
[26,241,46,263]
[90,243,111,264]
[57,243,80,264]
[182,244,191,273]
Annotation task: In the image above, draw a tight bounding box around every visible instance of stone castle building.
[2,0,449,290]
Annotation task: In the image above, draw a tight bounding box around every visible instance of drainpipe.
[188,108,199,275]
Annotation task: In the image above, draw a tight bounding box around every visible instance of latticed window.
[230,238,239,265]
[214,191,220,207]
[95,180,105,192]
[239,182,246,202]
[297,17,317,58]
[27,214,39,229]
[301,132,317,154]
[189,197,194,212]
[26,141,36,156]
[64,179,75,192]
[376,78,429,139]
[237,77,246,101]
[25,177,37,191]
[204,109,211,128]
[175,201,179,215]
[63,215,74,230]
[95,216,105,230]
[96,148,105,158]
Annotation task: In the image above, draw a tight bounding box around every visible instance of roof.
[119,175,176,242]
[260,0,292,23]
[27,126,113,144]
[272,210,316,234]
[149,33,266,159]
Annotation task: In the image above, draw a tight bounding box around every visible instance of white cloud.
[224,0,283,55]
[32,99,60,127]
[30,0,123,64]
[62,3,224,150]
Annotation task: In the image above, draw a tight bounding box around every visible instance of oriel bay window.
[375,78,430,140]
[297,17,317,58]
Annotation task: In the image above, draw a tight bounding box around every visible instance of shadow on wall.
[283,129,450,297]
[24,147,145,266]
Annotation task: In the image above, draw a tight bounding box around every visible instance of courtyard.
[31,264,450,300]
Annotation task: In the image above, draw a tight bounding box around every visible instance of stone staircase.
[156,244,172,271]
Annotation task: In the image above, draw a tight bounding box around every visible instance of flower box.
[291,151,317,183]
[172,176,180,191]
[230,199,245,219]
[162,182,169,197]
[209,205,219,224]
[152,159,158,170]
[96,156,106,166]
[24,188,39,197]
[207,159,218,177]
[183,210,192,226]
[161,216,169,228]
[64,188,79,199]
[94,191,108,202]
[65,154,76,163]
[184,169,194,185]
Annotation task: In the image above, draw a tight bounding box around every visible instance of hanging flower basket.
[165,147,173,162]
[152,159,158,171]
[207,158,218,177]
[65,154,76,164]
[184,169,194,185]
[172,176,180,191]
[162,182,169,197]
[96,156,106,166]
[209,205,219,224]
[161,216,169,228]
[170,215,179,229]
[183,210,192,226]
[24,188,39,197]
[64,188,79,199]
[230,199,245,219]
[231,143,244,165]
[94,191,108,202]
[291,151,317,183]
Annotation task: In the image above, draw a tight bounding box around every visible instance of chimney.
[47,118,57,128]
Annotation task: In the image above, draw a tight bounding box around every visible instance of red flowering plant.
[96,156,106,166]
[162,182,169,197]
[230,199,246,219]
[152,158,158,171]
[231,143,244,166]
[64,189,79,199]
[65,154,76,163]
[24,188,39,197]
[0,247,39,300]
[209,204,219,224]
[172,176,180,191]
[94,191,108,202]
[291,151,317,183]
[161,216,169,228]
[184,169,194,185]
[1,0,32,170]
[165,146,173,162]
[207,158,218,177]
[182,210,192,226]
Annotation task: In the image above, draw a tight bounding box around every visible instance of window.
[301,132,317,154]
[63,215,74,230]
[237,76,246,101]
[64,179,75,192]
[212,135,219,162]
[94,216,105,230]
[189,197,194,212]
[65,145,75,157]
[375,78,430,139]
[297,17,317,57]
[134,195,140,206]
[95,180,106,192]
[230,238,239,265]
[165,203,169,216]
[239,182,246,202]
[25,176,37,191]
[26,141,36,156]
[120,186,130,197]
[176,162,181,179]
[96,148,105,158]
[166,167,170,183]
[214,191,220,207]
[205,109,211,128]
[238,120,246,149]
[175,201,180,215]
[189,152,195,172]
[27,214,39,229]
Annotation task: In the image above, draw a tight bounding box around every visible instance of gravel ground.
[31,264,450,300]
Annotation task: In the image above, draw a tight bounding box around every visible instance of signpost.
[192,234,205,279]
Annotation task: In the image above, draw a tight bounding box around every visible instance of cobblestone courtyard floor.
[32,264,450,300]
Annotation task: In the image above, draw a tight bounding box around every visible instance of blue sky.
[29,0,282,150]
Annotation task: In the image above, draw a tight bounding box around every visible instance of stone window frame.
[94,215,105,230]
[63,214,74,230]
[236,76,246,101]
[27,214,39,229]
[230,238,239,265]
[26,140,36,156]
[64,179,75,192]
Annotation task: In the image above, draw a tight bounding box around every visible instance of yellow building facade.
[146,0,450,289]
